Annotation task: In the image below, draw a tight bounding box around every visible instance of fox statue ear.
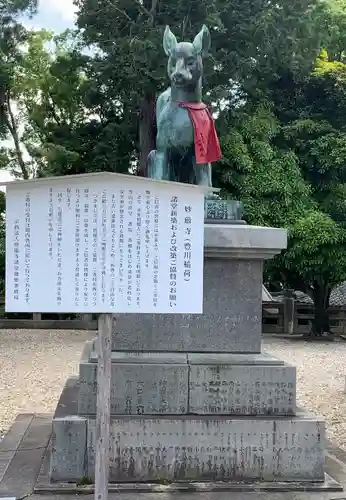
[163,26,178,56]
[193,24,211,56]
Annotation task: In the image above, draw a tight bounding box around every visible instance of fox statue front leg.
[147,149,171,180]
[193,161,212,187]
[146,89,172,181]
[193,159,219,199]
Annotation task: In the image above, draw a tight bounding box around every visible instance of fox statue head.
[163,25,211,92]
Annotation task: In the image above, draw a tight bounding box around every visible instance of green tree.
[316,0,346,62]
[216,98,346,336]
[273,53,346,335]
[18,28,136,178]
[1,27,102,178]
[215,104,312,227]
[216,44,346,336]
[0,0,32,289]
[21,29,98,177]
[0,0,37,178]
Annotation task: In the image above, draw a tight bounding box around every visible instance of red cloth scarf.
[178,101,222,164]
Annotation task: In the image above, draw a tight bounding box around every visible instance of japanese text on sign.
[5,175,204,314]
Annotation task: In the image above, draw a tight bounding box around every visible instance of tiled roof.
[330,282,346,306]
[269,282,346,306]
[293,291,313,305]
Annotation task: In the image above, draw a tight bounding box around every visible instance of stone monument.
[50,222,331,485]
[48,25,335,491]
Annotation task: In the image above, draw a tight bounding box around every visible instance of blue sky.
[21,0,75,32]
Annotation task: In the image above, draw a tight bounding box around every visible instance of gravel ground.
[1,330,346,450]
[263,336,346,448]
[0,328,94,439]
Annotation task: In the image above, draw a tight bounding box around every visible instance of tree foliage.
[0,0,37,288]
[0,1,37,177]
[216,105,312,227]
[262,53,346,334]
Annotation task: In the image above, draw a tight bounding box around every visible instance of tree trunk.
[311,283,332,337]
[5,95,29,179]
[138,92,156,177]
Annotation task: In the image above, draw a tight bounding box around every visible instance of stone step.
[88,346,285,365]
[50,412,325,482]
[78,352,296,416]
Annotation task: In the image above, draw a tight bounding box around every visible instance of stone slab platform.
[0,414,52,499]
[79,351,296,416]
[35,475,343,494]
[90,414,325,482]
[0,411,343,498]
[38,441,342,493]
[51,412,325,482]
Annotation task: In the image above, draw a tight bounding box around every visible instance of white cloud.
[39,0,77,23]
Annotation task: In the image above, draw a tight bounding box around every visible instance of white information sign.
[5,173,205,314]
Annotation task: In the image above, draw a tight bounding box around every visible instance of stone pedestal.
[111,225,286,353]
[49,223,328,486]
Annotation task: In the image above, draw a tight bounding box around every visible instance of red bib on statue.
[178,102,222,164]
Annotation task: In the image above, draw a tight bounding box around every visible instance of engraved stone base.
[81,349,296,416]
[50,413,325,482]
[188,354,296,415]
[50,416,87,481]
[78,352,188,415]
[204,199,243,222]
